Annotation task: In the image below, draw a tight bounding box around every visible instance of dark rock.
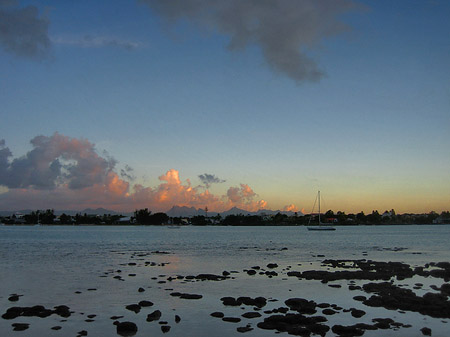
[237,326,253,333]
[267,263,278,269]
[161,325,171,333]
[285,298,317,315]
[170,292,202,299]
[222,317,241,323]
[242,312,261,318]
[146,310,162,322]
[138,287,145,292]
[363,282,450,319]
[247,270,257,276]
[138,300,153,307]
[351,309,366,318]
[110,315,124,320]
[115,321,138,336]
[223,271,230,276]
[180,293,202,300]
[2,304,71,320]
[125,304,141,314]
[421,327,432,336]
[77,330,88,336]
[257,313,329,336]
[8,295,20,302]
[12,323,29,331]
[353,296,366,302]
[328,284,342,288]
[54,305,71,318]
[196,273,227,281]
[317,303,330,308]
[210,312,224,318]
[322,308,337,315]
[332,324,365,336]
[51,326,62,330]
[175,314,181,323]
[220,296,266,307]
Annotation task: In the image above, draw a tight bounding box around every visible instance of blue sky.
[1,0,449,213]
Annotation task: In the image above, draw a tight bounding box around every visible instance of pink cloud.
[0,134,270,212]
[283,204,299,212]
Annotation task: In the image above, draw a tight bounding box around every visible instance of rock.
[285,298,317,315]
[351,309,366,318]
[12,323,29,331]
[175,315,181,323]
[161,325,171,333]
[363,282,450,319]
[196,273,227,281]
[110,315,124,320]
[332,324,365,336]
[115,321,138,336]
[125,304,141,314]
[237,326,253,333]
[51,326,62,330]
[242,312,261,318]
[247,270,257,276]
[77,330,88,336]
[421,327,432,336]
[210,312,224,318]
[138,287,145,292]
[267,263,278,269]
[222,317,241,323]
[138,300,153,307]
[8,295,20,302]
[2,304,71,320]
[170,292,202,299]
[322,308,337,315]
[146,310,162,322]
[257,313,329,336]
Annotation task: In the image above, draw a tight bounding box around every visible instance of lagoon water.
[1,225,449,336]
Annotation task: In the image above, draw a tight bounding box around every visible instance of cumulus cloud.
[226,184,267,211]
[141,0,357,82]
[0,134,269,212]
[198,173,225,188]
[52,35,141,51]
[283,204,299,212]
[0,133,118,190]
[0,0,51,59]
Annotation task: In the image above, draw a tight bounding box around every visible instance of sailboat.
[307,191,336,231]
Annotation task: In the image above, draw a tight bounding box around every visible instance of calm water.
[1,225,449,336]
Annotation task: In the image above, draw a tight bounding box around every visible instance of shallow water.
[1,225,449,336]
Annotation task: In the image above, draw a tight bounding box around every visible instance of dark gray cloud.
[198,173,225,188]
[52,35,141,51]
[141,0,358,82]
[0,0,51,59]
[120,165,136,181]
[0,133,116,190]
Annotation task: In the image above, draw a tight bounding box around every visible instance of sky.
[1,0,449,214]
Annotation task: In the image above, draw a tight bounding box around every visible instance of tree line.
[1,208,449,226]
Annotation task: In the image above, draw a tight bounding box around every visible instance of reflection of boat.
[307,191,336,231]
[168,225,181,229]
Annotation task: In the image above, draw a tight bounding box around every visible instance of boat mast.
[318,191,320,224]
